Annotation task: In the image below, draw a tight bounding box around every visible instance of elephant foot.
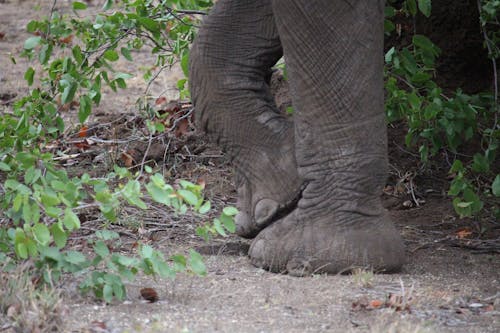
[234,142,303,239]
[248,210,405,276]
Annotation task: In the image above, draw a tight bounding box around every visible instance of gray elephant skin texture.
[189,0,405,276]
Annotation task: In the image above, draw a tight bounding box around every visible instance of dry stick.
[175,9,207,15]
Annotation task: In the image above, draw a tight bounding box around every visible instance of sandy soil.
[0,1,499,332]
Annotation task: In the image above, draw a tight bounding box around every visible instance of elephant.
[189,0,406,276]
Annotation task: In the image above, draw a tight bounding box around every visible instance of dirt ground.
[1,1,499,332]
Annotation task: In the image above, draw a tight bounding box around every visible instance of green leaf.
[65,250,87,264]
[63,208,80,231]
[120,47,133,61]
[103,49,119,62]
[72,45,84,65]
[412,35,437,53]
[178,189,199,206]
[463,187,483,213]
[103,284,113,303]
[406,0,417,15]
[24,67,35,86]
[213,218,227,236]
[138,17,159,32]
[94,240,110,257]
[46,206,62,218]
[39,43,52,65]
[417,0,431,17]
[41,190,60,207]
[72,1,87,10]
[114,72,133,80]
[223,206,238,216]
[51,223,67,248]
[220,214,236,233]
[140,245,153,259]
[188,249,206,276]
[95,229,119,240]
[103,0,113,10]
[61,81,77,104]
[181,51,189,77]
[146,183,171,205]
[384,19,395,33]
[15,242,28,259]
[471,153,490,173]
[492,175,500,197]
[385,6,396,18]
[0,162,12,171]
[79,95,92,123]
[450,159,464,173]
[33,223,50,246]
[198,201,211,214]
[40,247,62,261]
[24,36,41,50]
[25,167,41,184]
[385,47,395,63]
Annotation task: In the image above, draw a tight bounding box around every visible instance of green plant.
[0,0,237,303]
[384,0,500,219]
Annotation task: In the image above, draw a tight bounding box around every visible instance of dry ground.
[1,1,499,332]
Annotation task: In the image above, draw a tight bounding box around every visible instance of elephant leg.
[189,0,303,238]
[249,0,405,275]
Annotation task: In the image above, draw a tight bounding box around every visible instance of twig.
[47,0,57,36]
[0,324,13,332]
[175,9,208,15]
[409,177,420,206]
[139,133,154,176]
[144,64,172,96]
[86,136,139,144]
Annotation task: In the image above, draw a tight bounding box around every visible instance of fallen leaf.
[197,178,206,190]
[0,32,5,40]
[74,139,91,150]
[120,151,135,167]
[351,297,370,311]
[90,321,107,329]
[140,287,159,303]
[59,34,74,44]
[78,125,88,138]
[155,96,167,105]
[7,303,20,318]
[387,293,411,312]
[369,299,383,308]
[484,304,494,312]
[174,118,190,137]
[402,200,413,208]
[455,228,472,239]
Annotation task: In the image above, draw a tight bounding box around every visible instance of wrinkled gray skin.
[189,0,406,276]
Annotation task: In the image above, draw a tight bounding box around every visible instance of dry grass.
[0,263,66,333]
[352,268,375,288]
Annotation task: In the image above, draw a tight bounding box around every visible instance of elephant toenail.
[235,211,253,237]
[254,199,279,226]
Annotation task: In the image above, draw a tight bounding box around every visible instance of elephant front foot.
[248,210,405,276]
[234,142,303,239]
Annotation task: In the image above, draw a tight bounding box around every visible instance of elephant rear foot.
[249,210,405,276]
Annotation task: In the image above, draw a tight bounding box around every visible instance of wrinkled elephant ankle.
[248,210,405,276]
